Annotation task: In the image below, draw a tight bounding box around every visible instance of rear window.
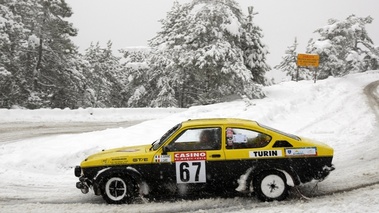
[257,123,301,141]
[225,127,271,149]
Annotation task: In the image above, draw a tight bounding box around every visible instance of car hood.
[80,144,152,168]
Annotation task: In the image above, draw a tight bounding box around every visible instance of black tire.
[253,170,289,201]
[101,175,134,204]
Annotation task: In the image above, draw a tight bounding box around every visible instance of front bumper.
[74,165,81,177]
[74,166,90,194]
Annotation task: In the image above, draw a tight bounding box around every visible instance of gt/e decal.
[133,158,148,162]
[175,161,206,183]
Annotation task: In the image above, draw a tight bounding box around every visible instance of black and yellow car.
[74,118,334,204]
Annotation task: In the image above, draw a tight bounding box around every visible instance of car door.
[221,126,274,187]
[164,126,225,186]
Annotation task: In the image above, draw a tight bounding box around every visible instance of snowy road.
[0,121,144,143]
[0,72,379,213]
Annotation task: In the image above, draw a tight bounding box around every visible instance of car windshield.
[151,123,181,150]
[257,123,301,141]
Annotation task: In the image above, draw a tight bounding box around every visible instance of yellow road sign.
[297,54,319,67]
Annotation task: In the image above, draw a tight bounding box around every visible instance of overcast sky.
[65,0,379,67]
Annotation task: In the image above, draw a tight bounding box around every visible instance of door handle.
[211,154,221,158]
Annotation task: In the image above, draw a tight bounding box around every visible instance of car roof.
[181,118,259,127]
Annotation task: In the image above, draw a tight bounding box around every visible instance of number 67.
[176,161,206,183]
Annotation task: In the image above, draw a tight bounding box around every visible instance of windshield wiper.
[150,139,159,151]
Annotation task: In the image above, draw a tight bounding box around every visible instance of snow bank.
[0,108,186,123]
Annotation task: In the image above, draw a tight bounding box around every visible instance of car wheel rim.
[105,177,127,201]
[260,174,285,199]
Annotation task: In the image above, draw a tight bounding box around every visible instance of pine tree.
[275,38,299,80]
[275,38,312,81]
[147,1,188,107]
[306,15,378,79]
[82,41,124,107]
[0,0,84,108]
[119,47,152,107]
[242,6,270,85]
[143,0,267,107]
[0,2,28,108]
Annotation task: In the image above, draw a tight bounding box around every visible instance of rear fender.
[277,169,296,187]
[250,164,301,188]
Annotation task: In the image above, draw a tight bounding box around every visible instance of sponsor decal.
[105,158,128,165]
[111,157,127,161]
[249,150,283,158]
[285,147,317,156]
[174,152,207,162]
[154,155,171,163]
[233,134,247,143]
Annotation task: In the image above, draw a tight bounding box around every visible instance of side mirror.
[162,146,170,155]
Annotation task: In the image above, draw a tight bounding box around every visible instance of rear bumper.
[318,164,335,180]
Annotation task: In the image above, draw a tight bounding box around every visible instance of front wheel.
[102,176,133,204]
[254,170,289,201]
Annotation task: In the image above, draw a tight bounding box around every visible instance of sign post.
[296,54,320,83]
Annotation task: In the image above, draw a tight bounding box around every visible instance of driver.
[199,130,216,150]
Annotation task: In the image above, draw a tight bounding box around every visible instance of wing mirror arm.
[162,146,170,155]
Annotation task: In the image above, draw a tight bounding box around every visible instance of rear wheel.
[254,170,288,201]
[102,176,133,204]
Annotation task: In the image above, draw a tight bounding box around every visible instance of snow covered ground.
[0,71,378,212]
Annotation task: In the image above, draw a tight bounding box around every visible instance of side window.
[226,128,271,149]
[169,127,221,151]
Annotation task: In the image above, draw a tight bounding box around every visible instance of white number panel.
[175,161,206,183]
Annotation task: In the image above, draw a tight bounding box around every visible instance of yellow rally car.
[74,118,334,204]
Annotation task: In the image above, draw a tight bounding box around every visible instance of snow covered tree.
[275,38,299,80]
[242,6,270,85]
[145,1,188,107]
[82,41,125,107]
[142,0,267,107]
[119,47,152,107]
[0,2,27,108]
[0,0,84,108]
[306,15,378,79]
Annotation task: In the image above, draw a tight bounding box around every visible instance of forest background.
[0,0,378,109]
